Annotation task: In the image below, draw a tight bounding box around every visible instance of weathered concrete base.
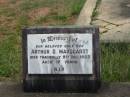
[92,0,130,42]
[101,23,130,42]
[0,82,130,97]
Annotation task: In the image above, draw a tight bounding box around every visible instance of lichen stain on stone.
[119,0,130,18]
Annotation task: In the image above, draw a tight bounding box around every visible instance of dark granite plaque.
[22,26,101,92]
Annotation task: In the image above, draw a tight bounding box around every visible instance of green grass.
[101,43,130,82]
[0,35,21,81]
[71,0,86,15]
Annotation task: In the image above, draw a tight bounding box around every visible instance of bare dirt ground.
[28,7,51,20]
[0,0,8,4]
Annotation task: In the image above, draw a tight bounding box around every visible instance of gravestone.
[22,26,101,92]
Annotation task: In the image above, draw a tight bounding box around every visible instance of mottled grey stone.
[97,0,130,25]
[101,24,130,42]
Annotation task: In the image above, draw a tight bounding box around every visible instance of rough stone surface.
[99,27,108,33]
[101,24,130,42]
[97,0,130,25]
[92,0,130,42]
[0,82,130,97]
[105,24,117,30]
[92,20,109,27]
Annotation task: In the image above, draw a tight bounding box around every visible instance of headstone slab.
[22,26,101,92]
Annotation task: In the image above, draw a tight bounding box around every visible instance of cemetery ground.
[0,0,130,96]
[0,0,86,81]
[0,0,129,82]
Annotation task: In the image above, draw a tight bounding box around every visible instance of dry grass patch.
[28,7,50,20]
[0,33,5,41]
[0,0,9,4]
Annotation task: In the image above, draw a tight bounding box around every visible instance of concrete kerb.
[76,0,97,25]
